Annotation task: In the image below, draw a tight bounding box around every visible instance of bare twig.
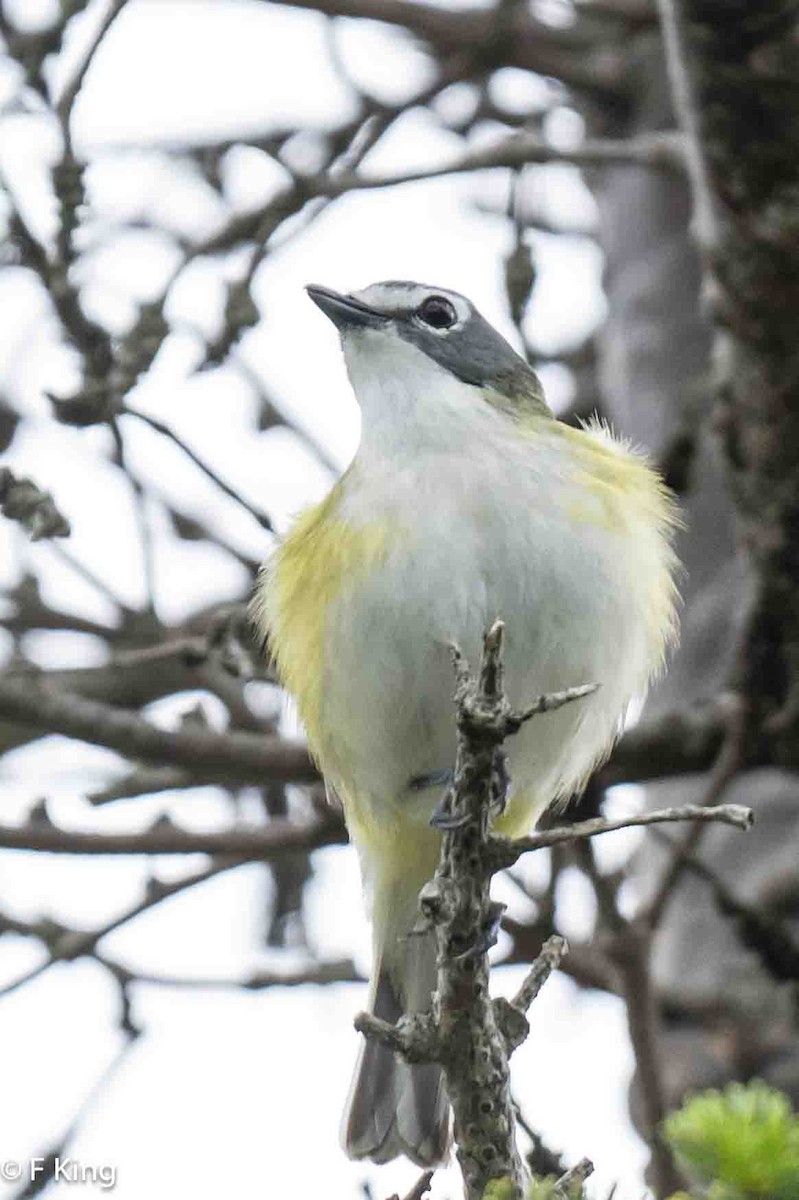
[109,419,158,614]
[0,858,242,1000]
[1,169,112,376]
[501,916,618,995]
[308,131,685,195]
[87,764,194,805]
[385,1169,435,1200]
[612,921,679,1195]
[56,0,131,126]
[95,955,363,992]
[575,841,682,1197]
[263,0,632,94]
[0,811,345,859]
[122,407,275,532]
[48,541,134,613]
[654,0,717,249]
[653,832,799,983]
[179,129,684,266]
[493,802,753,868]
[644,699,747,929]
[510,934,568,1014]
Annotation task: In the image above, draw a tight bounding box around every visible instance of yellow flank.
[257,478,393,767]
[555,420,670,531]
[514,411,680,680]
[356,807,442,893]
[559,417,681,670]
[494,786,541,839]
[346,769,539,871]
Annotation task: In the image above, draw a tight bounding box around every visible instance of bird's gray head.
[306,280,549,421]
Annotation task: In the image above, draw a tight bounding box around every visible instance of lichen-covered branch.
[354,622,755,1198]
[355,624,586,1198]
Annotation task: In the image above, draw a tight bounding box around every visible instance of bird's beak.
[306,285,387,331]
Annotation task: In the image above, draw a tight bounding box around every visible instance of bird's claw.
[455,901,507,960]
[430,802,471,831]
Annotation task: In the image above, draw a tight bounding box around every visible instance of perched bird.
[254,281,679,1168]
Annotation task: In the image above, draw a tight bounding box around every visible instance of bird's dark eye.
[417,295,457,330]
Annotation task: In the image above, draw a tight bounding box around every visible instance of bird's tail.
[341,922,451,1167]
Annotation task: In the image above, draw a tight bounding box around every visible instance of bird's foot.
[410,769,466,830]
[429,797,471,831]
[454,900,507,960]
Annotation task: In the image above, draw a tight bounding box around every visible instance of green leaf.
[663,1081,799,1200]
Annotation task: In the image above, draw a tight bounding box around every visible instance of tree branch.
[0,858,243,1000]
[353,624,756,1196]
[122,407,275,533]
[493,801,753,868]
[308,131,686,194]
[264,0,629,94]
[0,663,762,798]
[0,674,317,786]
[55,0,131,126]
[0,811,345,859]
[358,624,591,1198]
[96,955,363,992]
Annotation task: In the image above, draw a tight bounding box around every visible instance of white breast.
[321,404,652,828]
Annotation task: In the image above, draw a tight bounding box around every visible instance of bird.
[253,280,679,1169]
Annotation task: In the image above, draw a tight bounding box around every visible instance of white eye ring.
[416,295,458,331]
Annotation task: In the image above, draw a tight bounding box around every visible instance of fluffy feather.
[255,318,679,1168]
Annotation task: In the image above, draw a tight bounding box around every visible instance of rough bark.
[586,4,799,1122]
